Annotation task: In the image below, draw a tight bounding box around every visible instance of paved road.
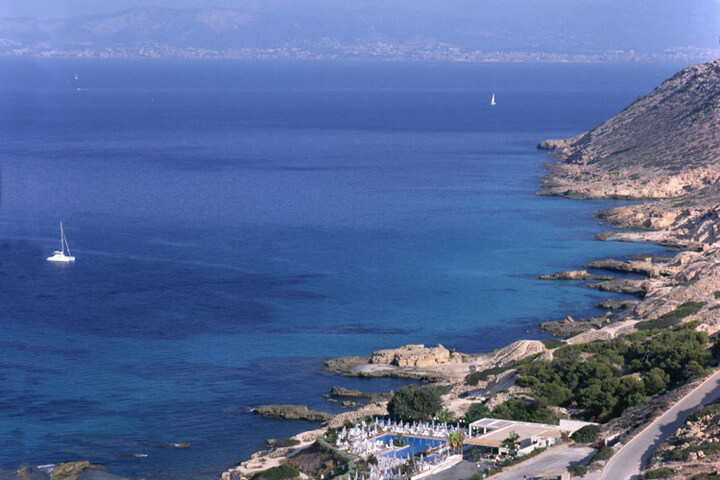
[602,369,720,480]
[427,460,481,480]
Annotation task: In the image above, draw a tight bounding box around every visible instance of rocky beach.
[223,59,720,480]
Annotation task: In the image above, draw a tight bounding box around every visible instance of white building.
[465,418,597,456]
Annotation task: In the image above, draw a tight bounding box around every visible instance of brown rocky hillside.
[540,59,720,200]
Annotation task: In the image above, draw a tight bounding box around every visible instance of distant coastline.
[3,45,719,64]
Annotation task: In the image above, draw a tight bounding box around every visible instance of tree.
[492,399,558,424]
[387,385,444,422]
[436,408,456,423]
[464,403,491,423]
[614,376,647,415]
[570,425,600,444]
[446,431,465,454]
[502,431,519,456]
[644,367,669,395]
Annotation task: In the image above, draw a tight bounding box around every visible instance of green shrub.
[571,425,600,443]
[636,302,706,330]
[644,467,674,479]
[568,465,588,477]
[669,442,720,461]
[387,385,444,422]
[714,291,720,299]
[465,365,506,385]
[542,338,565,349]
[692,472,720,480]
[591,447,614,462]
[275,438,300,448]
[688,401,720,422]
[712,337,720,361]
[252,464,299,480]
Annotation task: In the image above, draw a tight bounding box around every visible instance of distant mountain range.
[1,5,718,62]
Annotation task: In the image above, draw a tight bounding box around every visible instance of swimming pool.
[375,434,446,458]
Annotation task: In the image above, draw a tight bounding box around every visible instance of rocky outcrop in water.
[586,278,650,296]
[539,269,613,280]
[541,314,613,337]
[329,386,391,401]
[368,344,463,367]
[596,298,639,310]
[584,258,671,277]
[253,405,334,422]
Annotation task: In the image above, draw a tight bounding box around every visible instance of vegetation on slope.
[516,322,713,421]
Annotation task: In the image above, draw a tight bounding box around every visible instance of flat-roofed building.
[466,418,595,457]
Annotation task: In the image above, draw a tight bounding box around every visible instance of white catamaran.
[47,222,75,263]
[490,93,496,106]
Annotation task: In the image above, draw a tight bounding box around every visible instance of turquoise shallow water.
[0,60,681,479]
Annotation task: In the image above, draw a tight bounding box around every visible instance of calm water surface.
[0,60,681,479]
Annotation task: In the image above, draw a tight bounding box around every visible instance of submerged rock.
[323,356,366,372]
[50,462,99,480]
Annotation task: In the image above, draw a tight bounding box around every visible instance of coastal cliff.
[540,59,720,201]
[539,58,720,338]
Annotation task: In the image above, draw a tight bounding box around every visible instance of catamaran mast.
[60,222,72,256]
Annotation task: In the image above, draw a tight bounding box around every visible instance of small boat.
[490,93,496,106]
[47,222,75,263]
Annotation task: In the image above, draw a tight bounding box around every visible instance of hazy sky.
[1,0,719,53]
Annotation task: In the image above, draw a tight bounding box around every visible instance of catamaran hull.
[47,254,75,263]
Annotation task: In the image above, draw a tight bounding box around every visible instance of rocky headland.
[538,60,720,201]
[325,341,545,383]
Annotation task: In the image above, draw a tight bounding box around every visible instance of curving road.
[602,369,720,480]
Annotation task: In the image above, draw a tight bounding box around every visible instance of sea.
[0,59,683,479]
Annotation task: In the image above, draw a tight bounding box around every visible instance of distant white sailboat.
[47,222,75,263]
[490,93,496,106]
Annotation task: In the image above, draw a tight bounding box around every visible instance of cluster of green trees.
[387,385,446,422]
[570,424,600,443]
[251,464,299,480]
[388,323,718,425]
[516,322,714,420]
[491,399,558,424]
[644,467,675,479]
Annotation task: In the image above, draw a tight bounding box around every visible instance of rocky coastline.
[15,60,720,480]
[222,59,720,480]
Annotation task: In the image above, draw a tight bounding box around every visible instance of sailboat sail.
[490,93,496,106]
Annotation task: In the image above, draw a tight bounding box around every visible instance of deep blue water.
[0,60,683,479]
